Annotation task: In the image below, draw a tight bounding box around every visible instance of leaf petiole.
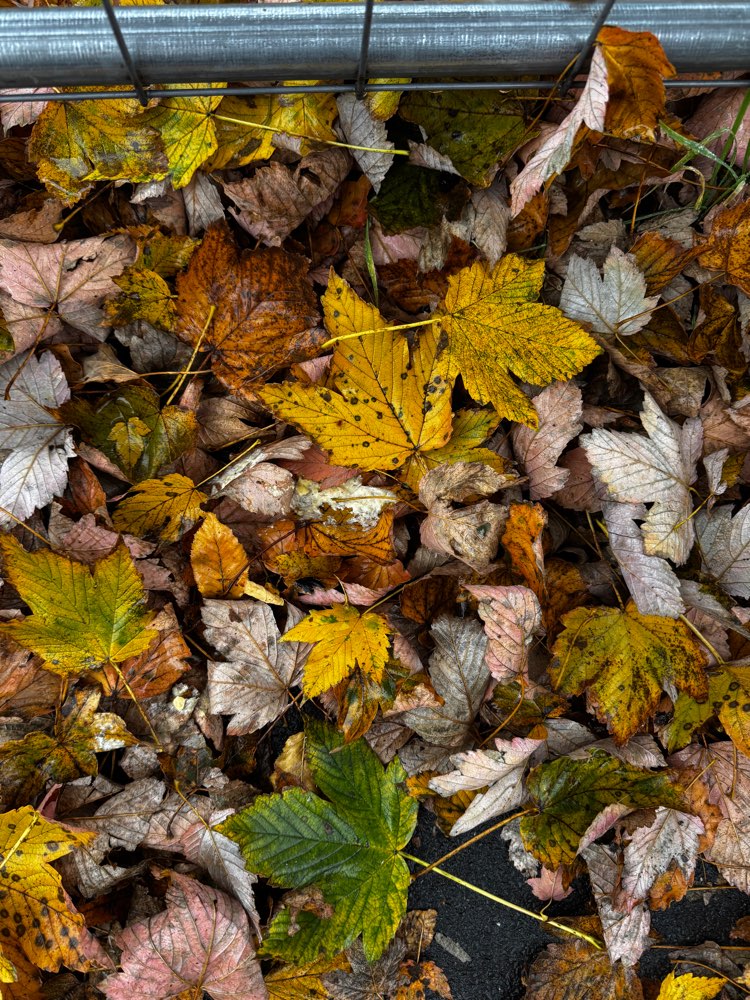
[400,852,603,950]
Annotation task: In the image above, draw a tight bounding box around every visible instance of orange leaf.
[175,222,323,397]
[597,26,676,141]
[191,513,249,598]
[698,198,750,296]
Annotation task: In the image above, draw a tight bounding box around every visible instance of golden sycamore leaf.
[282,604,392,697]
[261,271,454,489]
[143,88,224,188]
[104,267,177,330]
[0,806,107,972]
[656,972,725,1000]
[112,473,208,542]
[0,538,156,677]
[551,602,707,744]
[438,255,601,427]
[190,513,249,598]
[597,26,676,142]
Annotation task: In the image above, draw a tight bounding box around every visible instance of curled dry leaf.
[511,381,583,501]
[0,351,75,527]
[464,584,543,686]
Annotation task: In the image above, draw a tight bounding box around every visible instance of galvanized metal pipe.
[0,2,747,89]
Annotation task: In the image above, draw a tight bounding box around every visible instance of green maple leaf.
[61,384,196,483]
[0,537,157,677]
[218,721,417,963]
[520,750,686,868]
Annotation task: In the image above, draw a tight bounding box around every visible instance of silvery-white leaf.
[696,503,750,598]
[336,93,394,192]
[560,248,658,337]
[0,350,75,526]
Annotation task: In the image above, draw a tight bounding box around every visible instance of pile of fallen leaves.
[0,17,748,1000]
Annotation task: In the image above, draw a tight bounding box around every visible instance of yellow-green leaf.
[29,97,166,205]
[282,603,392,698]
[219,721,417,962]
[521,750,686,868]
[551,602,707,744]
[0,538,157,677]
[439,256,601,426]
[143,87,224,188]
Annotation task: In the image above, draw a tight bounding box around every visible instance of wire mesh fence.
[0,0,747,104]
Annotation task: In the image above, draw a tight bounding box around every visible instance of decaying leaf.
[583,392,701,564]
[204,599,309,734]
[551,603,707,743]
[559,248,659,338]
[175,221,323,396]
[112,473,208,542]
[520,750,685,867]
[0,351,75,527]
[190,513,248,598]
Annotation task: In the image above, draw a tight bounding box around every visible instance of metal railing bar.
[0,3,747,89]
[354,0,375,98]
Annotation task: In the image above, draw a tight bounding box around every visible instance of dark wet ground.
[408,811,750,1000]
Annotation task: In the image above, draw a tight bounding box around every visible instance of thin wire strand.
[559,0,617,95]
[99,0,149,106]
[0,77,746,104]
[355,0,375,99]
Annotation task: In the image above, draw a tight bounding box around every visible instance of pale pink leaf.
[100,874,265,1000]
[429,737,543,836]
[619,808,703,909]
[695,503,750,598]
[400,616,490,748]
[464,584,542,685]
[143,794,259,926]
[204,600,309,735]
[582,843,651,966]
[512,382,583,500]
[0,234,136,355]
[602,502,684,617]
[559,248,658,337]
[527,866,572,901]
[510,47,608,215]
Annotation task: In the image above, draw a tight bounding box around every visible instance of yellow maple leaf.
[261,272,455,489]
[0,538,156,677]
[656,971,725,1000]
[0,806,108,972]
[204,95,277,171]
[112,473,208,542]
[282,604,392,697]
[267,88,339,153]
[143,86,225,188]
[551,602,707,744]
[190,513,248,598]
[438,255,601,427]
